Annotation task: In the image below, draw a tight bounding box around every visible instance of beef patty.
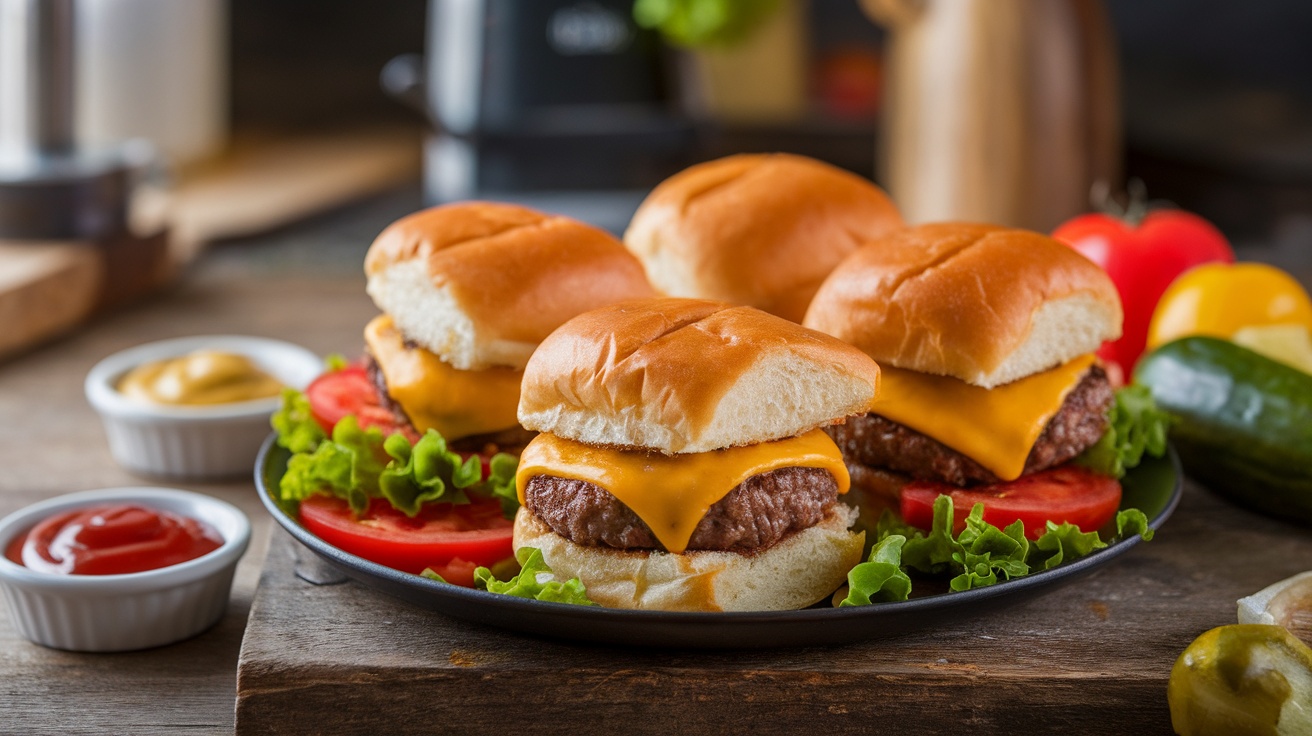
[524,466,839,552]
[827,366,1114,486]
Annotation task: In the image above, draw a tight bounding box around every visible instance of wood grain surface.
[0,192,413,735]
[234,475,1312,735]
[0,241,103,359]
[2,186,1308,735]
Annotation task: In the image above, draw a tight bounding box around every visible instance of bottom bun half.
[512,504,864,612]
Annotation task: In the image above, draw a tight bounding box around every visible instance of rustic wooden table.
[0,192,415,735]
[1,189,1309,734]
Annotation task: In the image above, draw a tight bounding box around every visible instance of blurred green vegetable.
[633,0,781,47]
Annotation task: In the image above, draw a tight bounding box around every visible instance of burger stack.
[361,201,656,454]
[337,152,1134,613]
[513,298,882,611]
[803,222,1124,508]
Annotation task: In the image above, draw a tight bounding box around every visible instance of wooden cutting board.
[234,481,1312,735]
[0,126,420,361]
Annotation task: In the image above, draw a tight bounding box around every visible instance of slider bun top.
[518,297,882,454]
[623,153,903,323]
[365,202,656,370]
[804,222,1122,389]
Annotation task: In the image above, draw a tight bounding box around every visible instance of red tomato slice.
[299,495,514,586]
[900,465,1122,540]
[304,365,414,439]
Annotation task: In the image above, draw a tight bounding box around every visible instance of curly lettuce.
[271,387,521,519]
[843,495,1156,605]
[270,388,326,454]
[471,548,597,606]
[950,506,1031,591]
[1115,508,1154,541]
[839,535,912,606]
[888,497,1032,591]
[484,453,520,518]
[1030,520,1106,571]
[1077,384,1171,478]
[379,431,481,515]
[279,415,386,514]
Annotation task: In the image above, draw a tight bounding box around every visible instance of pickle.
[1168,624,1312,736]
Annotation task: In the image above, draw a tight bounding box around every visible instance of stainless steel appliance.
[0,0,168,322]
[0,0,161,241]
[384,0,693,231]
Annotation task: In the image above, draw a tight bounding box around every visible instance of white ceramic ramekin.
[85,335,323,478]
[0,487,251,652]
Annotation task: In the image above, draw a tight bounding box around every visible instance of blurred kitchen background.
[218,0,1312,245]
[2,0,1311,356]
[5,0,1306,240]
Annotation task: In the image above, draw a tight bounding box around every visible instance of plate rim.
[254,433,1182,630]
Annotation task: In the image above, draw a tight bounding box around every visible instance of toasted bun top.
[518,297,882,454]
[623,153,903,323]
[365,202,656,370]
[803,222,1123,388]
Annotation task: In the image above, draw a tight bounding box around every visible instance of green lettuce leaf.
[482,453,521,517]
[950,506,1031,591]
[420,569,448,584]
[271,388,326,454]
[473,548,597,606]
[633,0,782,48]
[1076,384,1171,478]
[271,386,521,520]
[378,431,479,516]
[898,495,959,575]
[840,535,912,606]
[1115,508,1154,542]
[278,415,387,514]
[844,493,1156,604]
[1030,521,1107,571]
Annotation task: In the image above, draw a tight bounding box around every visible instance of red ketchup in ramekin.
[3,505,223,575]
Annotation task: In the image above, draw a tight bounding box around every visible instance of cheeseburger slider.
[624,153,903,323]
[360,202,656,453]
[803,223,1124,531]
[512,298,882,611]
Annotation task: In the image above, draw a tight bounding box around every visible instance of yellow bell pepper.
[1168,624,1312,736]
[1147,263,1312,373]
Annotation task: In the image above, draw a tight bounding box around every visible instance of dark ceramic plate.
[255,436,1181,649]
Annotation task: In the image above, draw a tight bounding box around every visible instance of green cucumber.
[1134,336,1312,525]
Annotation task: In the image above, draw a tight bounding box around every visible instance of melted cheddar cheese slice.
[515,429,849,554]
[872,355,1096,481]
[364,316,523,440]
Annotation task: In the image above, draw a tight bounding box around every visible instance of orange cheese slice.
[515,429,849,553]
[364,315,522,440]
[871,354,1097,481]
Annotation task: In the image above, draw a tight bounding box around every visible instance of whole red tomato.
[1052,209,1234,375]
